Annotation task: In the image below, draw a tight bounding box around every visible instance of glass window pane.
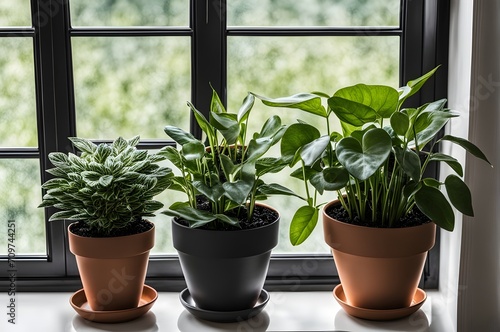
[0,159,46,255]
[70,0,189,27]
[228,0,400,27]
[0,38,37,147]
[0,1,31,26]
[72,37,191,140]
[228,36,399,253]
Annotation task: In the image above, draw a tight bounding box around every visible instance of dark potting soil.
[70,219,153,237]
[176,196,278,231]
[325,203,431,228]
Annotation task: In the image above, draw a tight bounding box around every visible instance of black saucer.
[179,288,269,323]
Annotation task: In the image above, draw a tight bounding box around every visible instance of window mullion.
[191,0,226,137]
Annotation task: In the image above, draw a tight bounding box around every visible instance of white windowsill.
[0,290,453,331]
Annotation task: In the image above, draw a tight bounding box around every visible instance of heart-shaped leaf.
[393,146,421,180]
[328,96,378,127]
[390,112,410,136]
[309,166,349,194]
[181,142,205,161]
[223,179,253,205]
[336,128,392,180]
[281,123,320,161]
[333,84,399,119]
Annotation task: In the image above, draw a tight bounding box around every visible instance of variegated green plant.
[254,67,492,245]
[38,136,173,235]
[160,88,299,229]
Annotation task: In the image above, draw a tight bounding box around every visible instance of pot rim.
[68,221,155,258]
[172,202,280,232]
[323,199,436,258]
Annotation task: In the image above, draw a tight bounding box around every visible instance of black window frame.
[0,0,449,292]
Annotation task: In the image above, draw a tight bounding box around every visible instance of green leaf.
[254,92,328,117]
[69,137,97,154]
[423,177,441,188]
[258,183,304,200]
[255,157,288,176]
[394,146,421,180]
[440,135,491,165]
[237,93,255,122]
[48,152,69,168]
[127,135,141,147]
[210,87,226,114]
[257,115,283,139]
[164,125,198,145]
[41,178,69,190]
[281,123,320,160]
[188,102,216,141]
[82,171,101,185]
[210,112,240,144]
[390,112,410,136]
[300,135,330,166]
[95,144,112,163]
[181,141,205,161]
[429,153,463,176]
[193,181,224,202]
[414,184,455,231]
[399,66,439,108]
[289,206,319,246]
[163,202,217,228]
[99,175,113,187]
[412,101,455,147]
[445,175,474,216]
[49,210,78,221]
[328,96,379,127]
[246,137,274,162]
[336,128,392,180]
[158,146,183,169]
[143,200,164,214]
[219,154,237,178]
[111,137,128,154]
[333,84,399,119]
[214,214,240,227]
[223,179,253,205]
[309,166,349,194]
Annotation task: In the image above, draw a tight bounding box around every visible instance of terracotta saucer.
[70,284,158,323]
[333,284,426,321]
[179,288,269,323]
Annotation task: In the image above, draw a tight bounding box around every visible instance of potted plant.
[160,88,297,321]
[38,136,172,315]
[253,67,491,319]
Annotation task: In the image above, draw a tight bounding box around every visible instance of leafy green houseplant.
[254,67,491,318]
[161,89,294,320]
[39,136,172,316]
[254,67,490,243]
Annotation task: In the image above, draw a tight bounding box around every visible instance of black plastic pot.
[172,205,279,311]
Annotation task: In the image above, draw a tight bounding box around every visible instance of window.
[0,0,449,291]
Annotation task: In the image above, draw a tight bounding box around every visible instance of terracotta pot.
[68,222,154,311]
[323,200,436,310]
[172,204,279,312]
